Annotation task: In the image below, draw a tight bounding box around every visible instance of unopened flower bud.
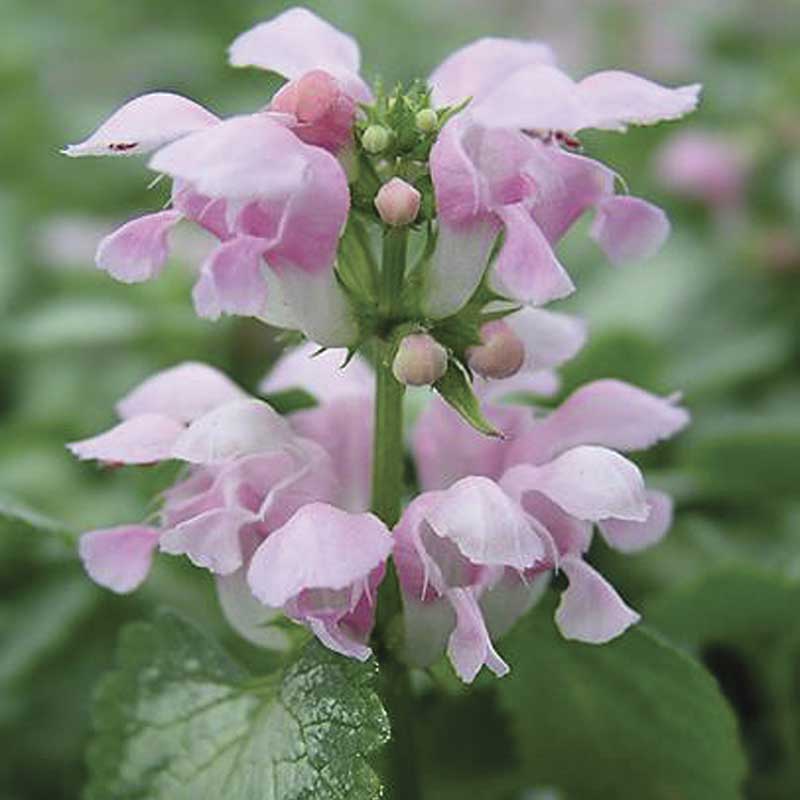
[374,178,421,227]
[362,124,390,154]
[415,108,438,133]
[270,69,355,153]
[392,334,448,386]
[467,320,525,380]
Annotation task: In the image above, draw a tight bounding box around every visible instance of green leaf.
[85,611,389,800]
[337,217,378,303]
[0,569,98,687]
[433,361,500,437]
[0,496,97,686]
[680,413,800,502]
[0,492,75,548]
[646,568,800,798]
[496,602,746,800]
[646,567,800,648]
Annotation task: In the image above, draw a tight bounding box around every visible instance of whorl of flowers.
[65,7,698,682]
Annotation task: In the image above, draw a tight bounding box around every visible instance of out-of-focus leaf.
[416,689,521,800]
[681,413,800,500]
[646,567,800,647]
[85,611,389,800]
[0,569,97,686]
[647,568,800,800]
[496,599,746,800]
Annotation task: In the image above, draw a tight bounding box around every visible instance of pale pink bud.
[392,334,448,386]
[374,178,421,227]
[467,320,525,380]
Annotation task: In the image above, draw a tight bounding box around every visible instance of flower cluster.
[66,8,698,681]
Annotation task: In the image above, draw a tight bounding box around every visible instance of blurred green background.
[1,1,798,798]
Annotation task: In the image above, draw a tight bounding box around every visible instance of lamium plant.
[63,7,706,798]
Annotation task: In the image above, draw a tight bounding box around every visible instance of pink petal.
[171,399,295,464]
[505,307,587,371]
[149,114,310,202]
[393,493,446,600]
[116,362,247,423]
[307,616,372,661]
[192,236,270,320]
[171,182,231,240]
[429,37,555,106]
[95,210,182,284]
[291,396,374,513]
[260,342,373,402]
[517,379,690,464]
[67,414,184,465]
[472,64,587,133]
[430,119,484,224]
[492,204,575,305]
[481,369,561,403]
[63,92,218,157]
[412,396,528,491]
[555,555,640,643]
[598,489,673,553]
[424,476,546,570]
[578,71,701,131]
[502,446,649,522]
[246,503,392,607]
[590,196,670,265]
[79,525,160,593]
[262,143,350,275]
[516,490,593,557]
[228,7,371,102]
[530,147,615,244]
[472,64,700,134]
[446,588,509,682]
[159,507,255,574]
[431,120,539,225]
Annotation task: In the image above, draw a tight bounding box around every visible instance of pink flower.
[393,450,647,681]
[63,8,372,346]
[655,129,749,209]
[247,503,392,660]
[423,39,698,316]
[228,7,372,104]
[69,356,382,654]
[402,374,690,679]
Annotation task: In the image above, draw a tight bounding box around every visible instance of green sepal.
[261,388,318,415]
[433,359,501,437]
[337,215,379,302]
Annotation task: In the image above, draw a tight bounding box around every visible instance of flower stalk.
[371,225,423,799]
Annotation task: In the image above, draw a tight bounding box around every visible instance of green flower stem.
[371,225,423,799]
[378,227,408,324]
